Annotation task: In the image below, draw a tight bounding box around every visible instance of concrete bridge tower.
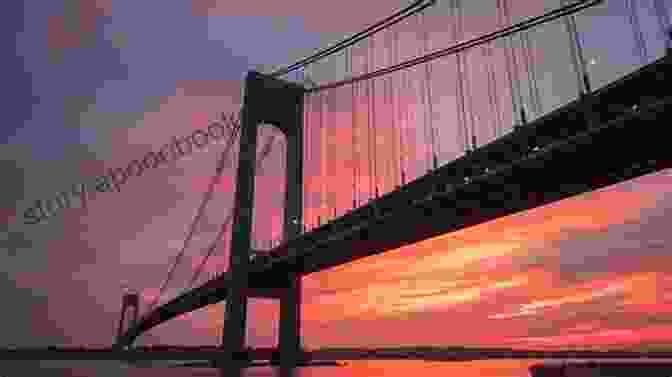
[223,71,305,368]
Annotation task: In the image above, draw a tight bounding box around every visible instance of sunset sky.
[1,0,672,354]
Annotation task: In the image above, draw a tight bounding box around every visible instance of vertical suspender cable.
[302,92,309,232]
[625,0,648,64]
[421,9,438,170]
[395,27,407,186]
[453,0,468,153]
[387,30,400,188]
[562,0,591,95]
[523,31,543,116]
[327,88,334,218]
[390,28,401,187]
[653,0,671,51]
[370,37,380,198]
[382,31,391,192]
[563,0,588,97]
[501,0,526,126]
[484,44,503,139]
[319,90,326,225]
[366,38,375,201]
[417,10,430,171]
[519,27,535,118]
[306,88,313,230]
[457,0,478,150]
[497,0,519,130]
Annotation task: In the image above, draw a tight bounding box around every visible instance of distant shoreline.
[2,346,672,362]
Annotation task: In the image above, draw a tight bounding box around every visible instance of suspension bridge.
[4,0,672,371]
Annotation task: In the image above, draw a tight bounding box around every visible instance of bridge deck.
[119,54,672,347]
[263,54,672,279]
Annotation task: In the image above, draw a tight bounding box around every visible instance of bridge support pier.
[279,271,302,367]
[223,70,305,367]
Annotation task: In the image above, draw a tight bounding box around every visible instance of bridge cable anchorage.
[147,112,241,312]
[420,7,438,171]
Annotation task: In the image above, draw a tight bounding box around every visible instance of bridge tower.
[116,291,139,346]
[223,71,304,367]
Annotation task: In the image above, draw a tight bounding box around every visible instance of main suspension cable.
[149,112,241,311]
[270,0,436,78]
[186,132,278,290]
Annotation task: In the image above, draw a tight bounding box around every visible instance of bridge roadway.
[119,54,672,347]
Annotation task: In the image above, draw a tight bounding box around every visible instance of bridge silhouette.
[79,0,672,370]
